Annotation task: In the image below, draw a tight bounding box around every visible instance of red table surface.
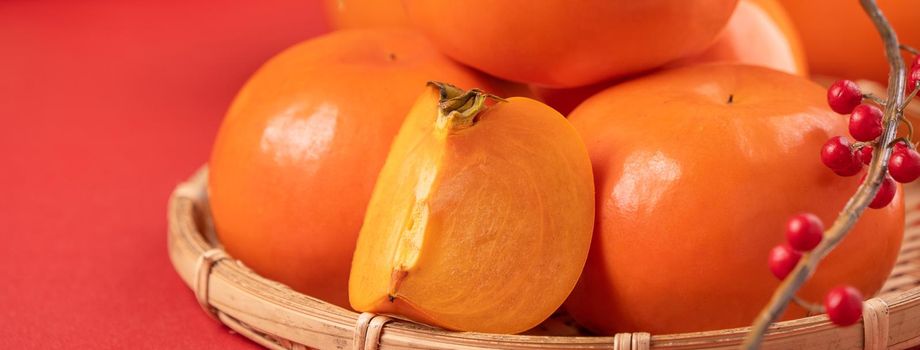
[0,1,329,348]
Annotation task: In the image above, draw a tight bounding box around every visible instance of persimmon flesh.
[566,64,904,334]
[208,29,501,309]
[349,83,595,334]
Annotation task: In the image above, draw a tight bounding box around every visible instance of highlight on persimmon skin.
[207,29,502,309]
[565,64,903,335]
[403,0,738,88]
[349,82,595,334]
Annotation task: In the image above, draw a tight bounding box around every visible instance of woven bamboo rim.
[168,166,920,349]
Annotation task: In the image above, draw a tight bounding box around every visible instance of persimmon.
[533,0,805,116]
[208,29,501,309]
[531,80,618,117]
[349,83,594,334]
[671,0,807,76]
[778,0,920,82]
[323,0,409,29]
[565,64,904,334]
[403,0,738,88]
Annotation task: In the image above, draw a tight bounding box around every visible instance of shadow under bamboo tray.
[168,166,920,350]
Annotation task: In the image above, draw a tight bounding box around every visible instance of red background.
[0,1,328,348]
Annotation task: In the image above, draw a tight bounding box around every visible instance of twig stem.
[740,1,907,348]
[902,117,915,142]
[903,86,919,110]
[863,93,887,106]
[791,295,824,316]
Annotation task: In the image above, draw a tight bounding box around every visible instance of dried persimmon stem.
[741,1,908,349]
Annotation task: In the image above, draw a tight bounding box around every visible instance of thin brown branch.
[791,296,824,316]
[863,92,887,106]
[740,0,907,349]
[901,44,920,56]
[901,117,914,142]
[903,86,919,110]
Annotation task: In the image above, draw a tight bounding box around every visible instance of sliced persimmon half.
[348,82,594,334]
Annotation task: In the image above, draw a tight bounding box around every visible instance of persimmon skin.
[349,84,595,334]
[531,80,617,117]
[534,0,804,116]
[208,29,500,308]
[323,0,409,29]
[565,64,904,335]
[779,0,920,82]
[403,0,738,88]
[672,0,807,76]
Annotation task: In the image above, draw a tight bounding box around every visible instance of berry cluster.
[768,214,821,283]
[767,214,863,326]
[821,79,920,208]
[763,73,920,328]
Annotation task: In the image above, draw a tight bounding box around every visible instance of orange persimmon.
[531,80,620,117]
[208,29,501,308]
[779,0,920,82]
[349,83,595,334]
[534,0,806,116]
[403,0,738,88]
[565,64,904,334]
[323,0,409,29]
[671,0,807,76]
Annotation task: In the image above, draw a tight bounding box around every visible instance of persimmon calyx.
[429,81,504,132]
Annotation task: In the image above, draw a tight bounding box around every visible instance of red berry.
[848,104,883,141]
[856,146,873,165]
[908,57,920,96]
[821,136,857,170]
[768,244,801,280]
[785,214,824,251]
[833,160,863,177]
[894,141,910,154]
[827,80,862,114]
[861,173,897,209]
[824,285,863,327]
[889,146,920,183]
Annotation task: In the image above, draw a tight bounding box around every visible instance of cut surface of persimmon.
[566,64,904,335]
[349,83,594,334]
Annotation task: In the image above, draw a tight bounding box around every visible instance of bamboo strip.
[167,166,920,349]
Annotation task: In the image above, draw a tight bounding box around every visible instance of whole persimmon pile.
[207,0,920,337]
